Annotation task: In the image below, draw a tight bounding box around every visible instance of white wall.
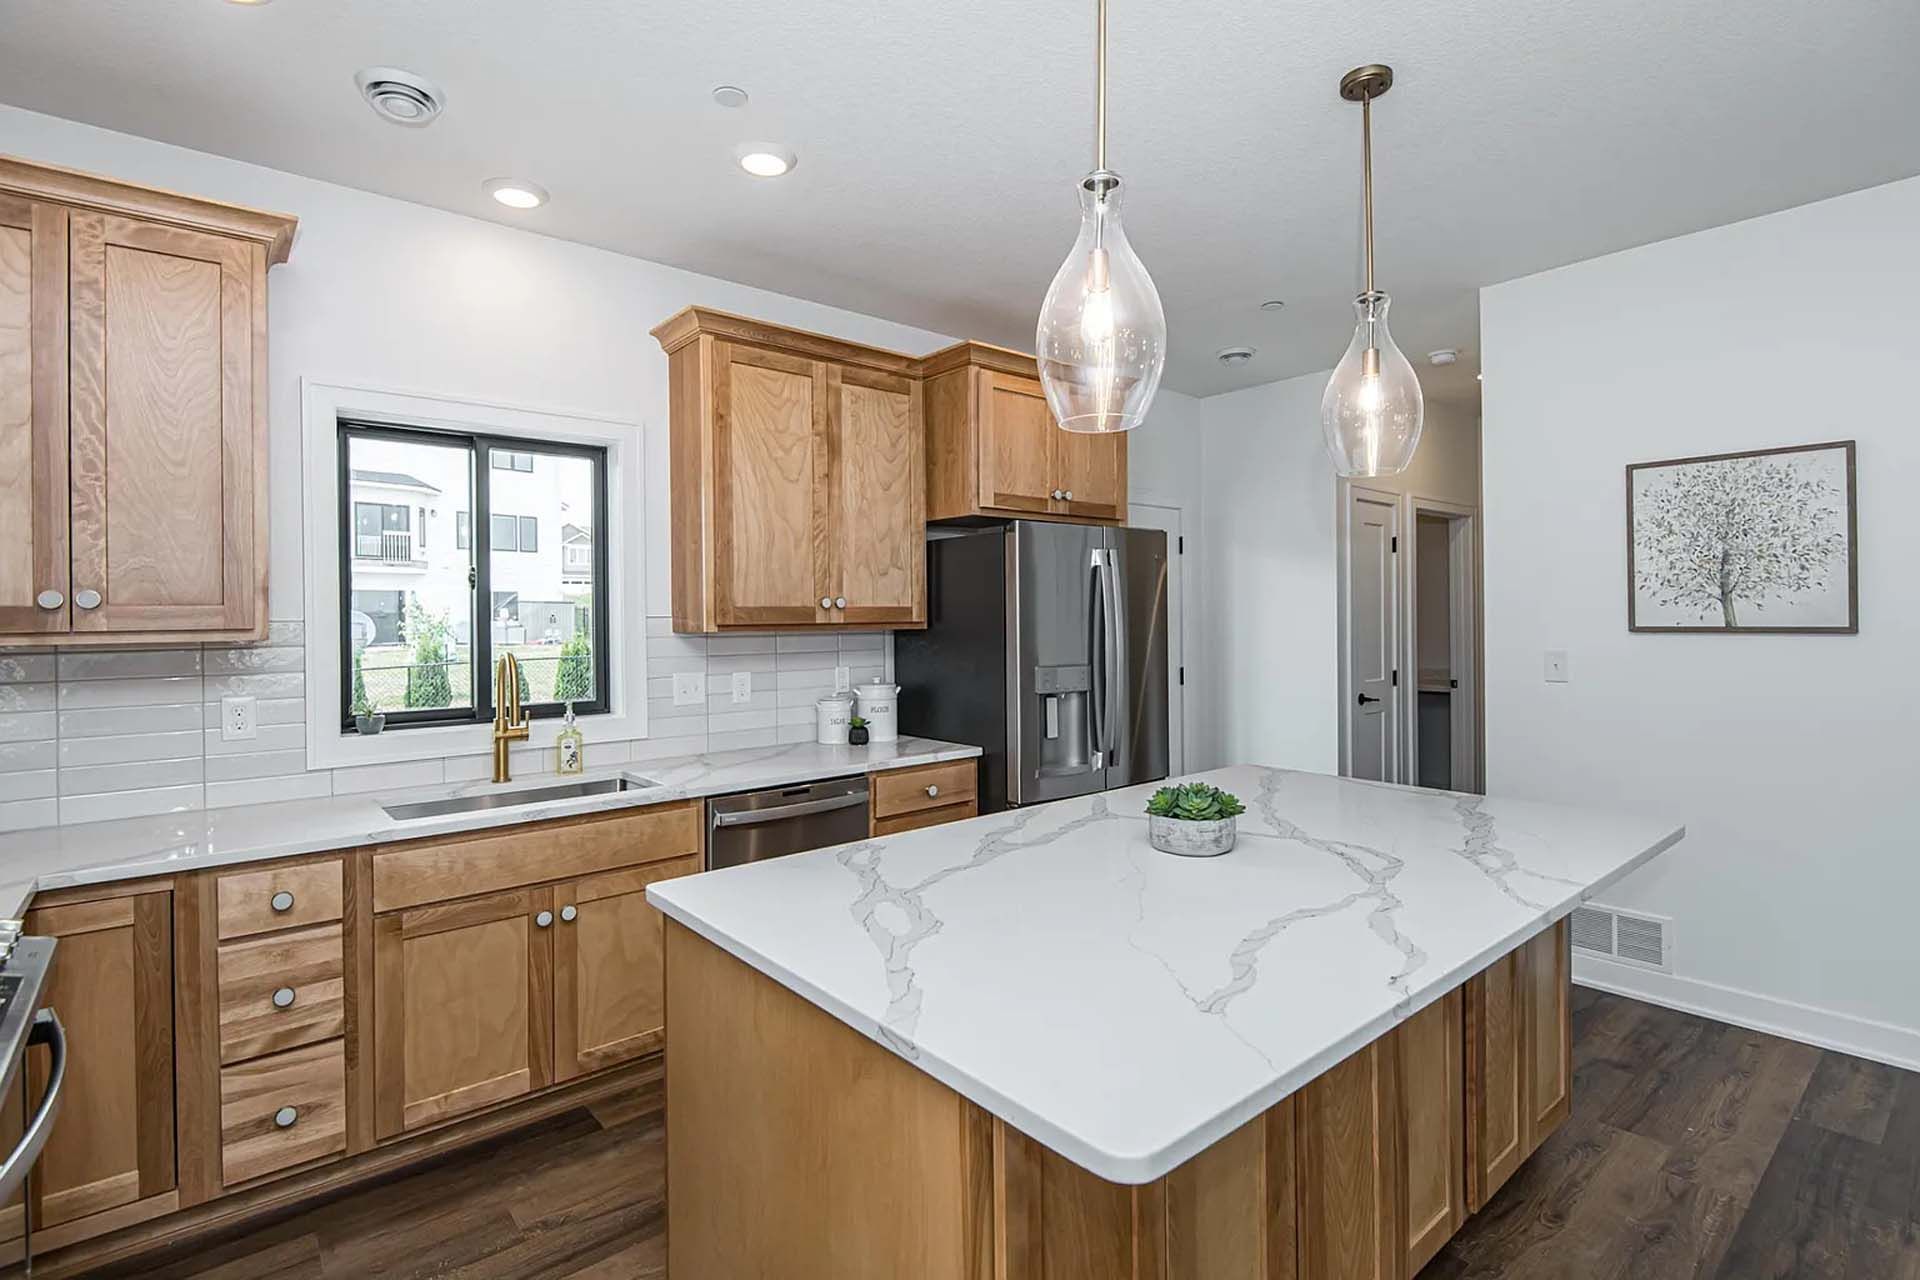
[1483,175,1920,1067]
[1127,388,1206,774]
[0,104,949,826]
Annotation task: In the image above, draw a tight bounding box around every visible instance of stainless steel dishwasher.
[706,775,870,870]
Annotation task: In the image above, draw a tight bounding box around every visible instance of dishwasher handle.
[711,791,869,829]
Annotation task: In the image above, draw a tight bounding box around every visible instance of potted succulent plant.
[847,715,870,747]
[1145,782,1245,857]
[350,650,385,736]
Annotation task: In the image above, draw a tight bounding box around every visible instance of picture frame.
[1626,440,1857,634]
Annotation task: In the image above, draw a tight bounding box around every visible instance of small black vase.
[848,725,870,746]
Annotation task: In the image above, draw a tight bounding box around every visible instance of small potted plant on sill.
[847,715,871,747]
[350,651,384,736]
[1145,782,1245,858]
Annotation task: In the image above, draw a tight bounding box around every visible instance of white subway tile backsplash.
[629,731,708,762]
[60,756,203,797]
[203,671,304,701]
[206,772,331,809]
[706,707,777,734]
[0,740,56,773]
[0,684,56,714]
[644,653,706,676]
[59,783,204,825]
[0,770,56,803]
[776,721,817,745]
[201,697,307,729]
[56,649,202,681]
[58,703,202,738]
[332,758,444,795]
[202,645,304,675]
[836,634,886,654]
[774,650,839,674]
[205,750,310,783]
[59,730,203,767]
[706,635,777,656]
[775,634,839,653]
[203,723,307,756]
[0,798,58,830]
[708,727,780,752]
[0,654,55,684]
[55,675,202,710]
[705,652,777,677]
[0,712,56,743]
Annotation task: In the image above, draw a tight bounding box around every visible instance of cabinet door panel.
[373,887,552,1138]
[976,371,1056,514]
[1053,427,1125,522]
[1466,946,1528,1211]
[833,367,923,625]
[1296,1039,1400,1280]
[0,196,69,636]
[554,853,700,1081]
[1525,919,1572,1149]
[712,342,827,627]
[25,892,176,1228]
[1396,989,1465,1276]
[68,213,257,634]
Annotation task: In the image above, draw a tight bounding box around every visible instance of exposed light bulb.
[1322,293,1423,477]
[1037,175,1165,433]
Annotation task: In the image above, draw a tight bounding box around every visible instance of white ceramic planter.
[1147,814,1237,858]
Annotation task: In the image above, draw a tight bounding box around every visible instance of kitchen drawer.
[216,859,344,940]
[220,1039,346,1186]
[217,923,345,1065]
[872,798,977,838]
[871,760,977,820]
[372,800,702,913]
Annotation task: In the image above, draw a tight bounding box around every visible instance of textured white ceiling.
[2,0,1915,400]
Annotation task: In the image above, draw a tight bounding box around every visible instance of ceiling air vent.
[1568,904,1672,972]
[355,67,446,128]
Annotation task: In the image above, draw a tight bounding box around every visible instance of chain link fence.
[355,648,594,713]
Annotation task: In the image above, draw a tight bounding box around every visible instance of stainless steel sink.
[382,775,660,822]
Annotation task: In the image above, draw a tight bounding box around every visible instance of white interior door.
[1127,502,1184,776]
[1344,488,1400,782]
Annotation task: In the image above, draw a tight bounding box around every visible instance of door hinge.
[1392,669,1399,687]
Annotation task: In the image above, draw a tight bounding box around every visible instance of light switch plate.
[731,671,752,704]
[1544,650,1570,683]
[672,672,706,706]
[221,695,257,741]
[834,666,851,693]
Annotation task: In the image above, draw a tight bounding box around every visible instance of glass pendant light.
[1036,0,1166,434]
[1322,64,1423,477]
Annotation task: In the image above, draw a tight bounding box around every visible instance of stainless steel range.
[0,922,63,1273]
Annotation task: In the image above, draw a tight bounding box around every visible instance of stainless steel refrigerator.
[895,521,1169,812]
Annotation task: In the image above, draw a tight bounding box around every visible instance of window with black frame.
[339,422,609,731]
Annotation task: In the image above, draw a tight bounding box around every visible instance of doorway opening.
[1410,502,1479,792]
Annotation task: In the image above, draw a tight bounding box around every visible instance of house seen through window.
[341,422,608,730]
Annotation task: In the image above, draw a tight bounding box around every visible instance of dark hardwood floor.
[77,991,1919,1279]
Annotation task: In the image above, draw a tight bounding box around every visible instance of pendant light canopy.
[1036,0,1166,435]
[1322,64,1423,477]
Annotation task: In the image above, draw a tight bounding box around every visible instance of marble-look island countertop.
[0,737,980,918]
[648,764,1684,1184]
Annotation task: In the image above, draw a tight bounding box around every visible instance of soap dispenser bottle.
[556,702,585,775]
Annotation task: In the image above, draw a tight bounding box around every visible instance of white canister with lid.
[815,694,854,746]
[854,683,900,742]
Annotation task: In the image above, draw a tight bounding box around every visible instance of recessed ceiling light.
[1216,346,1256,366]
[1259,299,1287,312]
[1427,348,1459,366]
[712,85,750,109]
[355,67,445,128]
[483,178,548,210]
[735,144,797,178]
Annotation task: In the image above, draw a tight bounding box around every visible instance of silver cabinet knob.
[74,588,101,610]
[535,910,554,928]
[560,904,577,923]
[1050,489,1063,500]
[272,986,296,1010]
[1063,491,1074,501]
[35,590,62,610]
[820,597,833,610]
[834,597,847,610]
[273,1105,298,1129]
[925,784,939,798]
[270,890,295,913]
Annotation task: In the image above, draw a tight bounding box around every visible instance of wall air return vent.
[1568,904,1672,972]
[355,67,446,127]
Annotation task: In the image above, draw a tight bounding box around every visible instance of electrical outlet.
[834,666,851,693]
[731,671,752,704]
[221,695,257,741]
[672,672,706,706]
[1543,650,1570,683]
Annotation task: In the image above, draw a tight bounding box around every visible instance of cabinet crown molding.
[915,339,1040,381]
[649,305,923,378]
[0,153,299,265]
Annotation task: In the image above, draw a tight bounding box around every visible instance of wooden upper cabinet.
[0,194,69,637]
[923,342,1128,525]
[653,307,925,632]
[0,155,294,648]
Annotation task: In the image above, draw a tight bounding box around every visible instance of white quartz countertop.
[0,737,980,918]
[648,764,1684,1185]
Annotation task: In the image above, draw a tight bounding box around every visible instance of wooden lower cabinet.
[1396,990,1467,1276]
[1466,919,1571,1212]
[1297,1039,1400,1280]
[24,891,175,1232]
[553,852,701,1080]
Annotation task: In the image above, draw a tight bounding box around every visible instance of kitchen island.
[648,765,1683,1280]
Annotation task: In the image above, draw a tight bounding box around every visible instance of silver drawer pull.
[74,588,101,610]
[273,1105,298,1129]
[271,986,296,1010]
[560,905,577,923]
[834,597,847,609]
[35,589,62,610]
[925,784,939,798]
[270,890,295,913]
[820,596,832,609]
[535,910,554,929]
[1064,491,1073,501]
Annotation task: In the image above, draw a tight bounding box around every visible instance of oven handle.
[711,791,869,829]
[0,1009,67,1204]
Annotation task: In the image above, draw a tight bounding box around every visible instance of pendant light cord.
[1361,89,1375,295]
[1095,0,1108,171]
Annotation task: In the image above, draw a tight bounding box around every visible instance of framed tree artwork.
[1627,440,1857,633]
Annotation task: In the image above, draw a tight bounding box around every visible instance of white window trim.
[301,378,647,770]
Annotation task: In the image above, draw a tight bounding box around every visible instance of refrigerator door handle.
[1088,550,1107,765]
[1102,546,1127,761]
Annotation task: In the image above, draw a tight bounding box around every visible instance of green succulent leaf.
[1144,782,1244,822]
